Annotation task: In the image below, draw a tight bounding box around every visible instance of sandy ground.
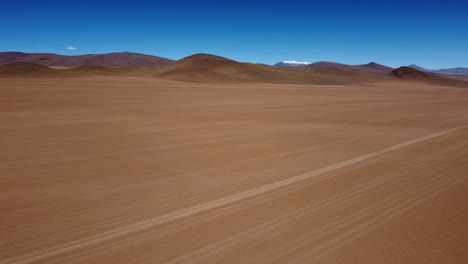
[1,77,468,264]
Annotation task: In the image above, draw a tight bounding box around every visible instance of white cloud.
[67,46,77,50]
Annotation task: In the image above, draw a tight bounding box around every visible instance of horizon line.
[1,50,467,69]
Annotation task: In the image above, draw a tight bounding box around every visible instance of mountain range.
[275,61,393,74]
[133,54,375,84]
[408,64,468,76]
[0,52,173,68]
[0,52,467,87]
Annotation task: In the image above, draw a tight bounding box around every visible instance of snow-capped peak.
[274,61,311,67]
[281,61,311,65]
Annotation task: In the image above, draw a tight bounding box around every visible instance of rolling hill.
[391,67,432,80]
[1,52,467,87]
[0,62,122,77]
[275,61,393,74]
[0,62,57,77]
[408,64,468,76]
[137,54,381,84]
[0,52,174,68]
[391,66,468,87]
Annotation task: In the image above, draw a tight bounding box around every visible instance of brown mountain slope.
[63,65,122,76]
[391,67,468,87]
[0,62,57,77]
[0,52,174,68]
[391,66,433,79]
[0,62,122,77]
[298,61,393,74]
[360,62,394,73]
[276,61,393,74]
[138,54,376,84]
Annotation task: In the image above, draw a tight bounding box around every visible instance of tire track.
[164,159,429,263]
[290,167,465,264]
[266,149,468,263]
[222,153,460,263]
[1,127,464,264]
[164,151,446,264]
[251,166,460,264]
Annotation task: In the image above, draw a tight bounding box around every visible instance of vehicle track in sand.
[1,127,464,264]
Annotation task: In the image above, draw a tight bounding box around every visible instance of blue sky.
[1,0,467,68]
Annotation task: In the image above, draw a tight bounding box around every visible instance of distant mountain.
[408,64,429,72]
[391,66,468,87]
[304,61,393,73]
[0,52,174,68]
[0,54,391,84]
[436,68,468,76]
[0,62,125,77]
[274,61,311,67]
[275,61,393,73]
[360,62,394,73]
[0,62,56,77]
[408,64,468,76]
[1,52,466,87]
[138,53,374,84]
[391,67,432,79]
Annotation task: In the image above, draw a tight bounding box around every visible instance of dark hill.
[391,67,468,87]
[391,67,432,80]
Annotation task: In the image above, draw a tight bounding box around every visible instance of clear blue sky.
[1,0,467,68]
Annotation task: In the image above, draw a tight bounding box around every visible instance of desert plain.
[1,76,468,263]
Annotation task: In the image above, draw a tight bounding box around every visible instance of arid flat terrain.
[1,77,468,263]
